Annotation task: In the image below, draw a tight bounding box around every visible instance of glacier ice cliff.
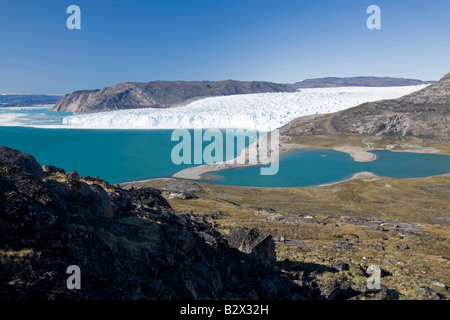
[62,86,426,131]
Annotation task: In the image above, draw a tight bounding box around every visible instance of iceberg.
[63,85,427,131]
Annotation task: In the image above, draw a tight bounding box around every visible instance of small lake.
[203,149,450,188]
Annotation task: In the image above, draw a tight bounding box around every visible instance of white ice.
[61,85,425,130]
[0,113,29,127]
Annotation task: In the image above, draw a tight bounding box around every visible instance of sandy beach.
[332,146,377,162]
[171,142,379,180]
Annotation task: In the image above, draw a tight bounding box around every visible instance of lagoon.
[204,149,450,188]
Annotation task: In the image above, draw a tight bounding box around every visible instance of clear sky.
[1,0,449,93]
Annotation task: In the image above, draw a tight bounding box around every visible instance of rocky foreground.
[0,146,402,300]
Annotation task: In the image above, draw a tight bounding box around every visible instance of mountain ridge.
[0,94,63,107]
[293,76,435,89]
[51,80,296,114]
[51,77,434,115]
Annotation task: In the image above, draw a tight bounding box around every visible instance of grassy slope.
[142,175,450,300]
[282,132,450,155]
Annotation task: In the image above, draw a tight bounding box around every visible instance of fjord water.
[0,106,448,186]
[206,149,450,188]
[0,127,449,186]
[0,126,257,183]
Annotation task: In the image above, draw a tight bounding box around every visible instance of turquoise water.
[204,149,450,188]
[0,107,448,187]
[0,126,257,183]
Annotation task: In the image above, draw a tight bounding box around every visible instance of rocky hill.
[282,73,450,141]
[0,94,62,107]
[51,80,295,114]
[0,146,401,300]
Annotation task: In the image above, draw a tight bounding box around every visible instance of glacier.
[62,85,427,131]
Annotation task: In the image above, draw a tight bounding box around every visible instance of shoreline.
[121,171,450,190]
[332,146,377,162]
[121,142,450,189]
[170,142,379,181]
[170,141,449,181]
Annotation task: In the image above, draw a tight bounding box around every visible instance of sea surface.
[0,126,258,183]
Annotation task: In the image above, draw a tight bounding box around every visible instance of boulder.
[66,179,92,198]
[174,230,196,255]
[332,260,349,271]
[0,146,44,180]
[168,192,198,200]
[67,171,81,182]
[42,165,66,175]
[0,191,58,233]
[108,188,134,216]
[88,184,114,219]
[333,240,354,250]
[427,280,448,290]
[418,286,443,300]
[318,281,340,300]
[337,281,359,300]
[191,262,223,295]
[131,187,171,210]
[0,176,17,194]
[381,258,394,266]
[258,278,278,299]
[372,285,399,300]
[227,227,276,266]
[396,243,410,249]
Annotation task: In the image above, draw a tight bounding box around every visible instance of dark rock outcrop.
[42,165,66,175]
[227,227,276,267]
[331,260,350,271]
[318,280,340,300]
[418,286,444,300]
[0,146,45,180]
[356,284,399,300]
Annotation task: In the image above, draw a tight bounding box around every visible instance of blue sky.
[1,0,449,93]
